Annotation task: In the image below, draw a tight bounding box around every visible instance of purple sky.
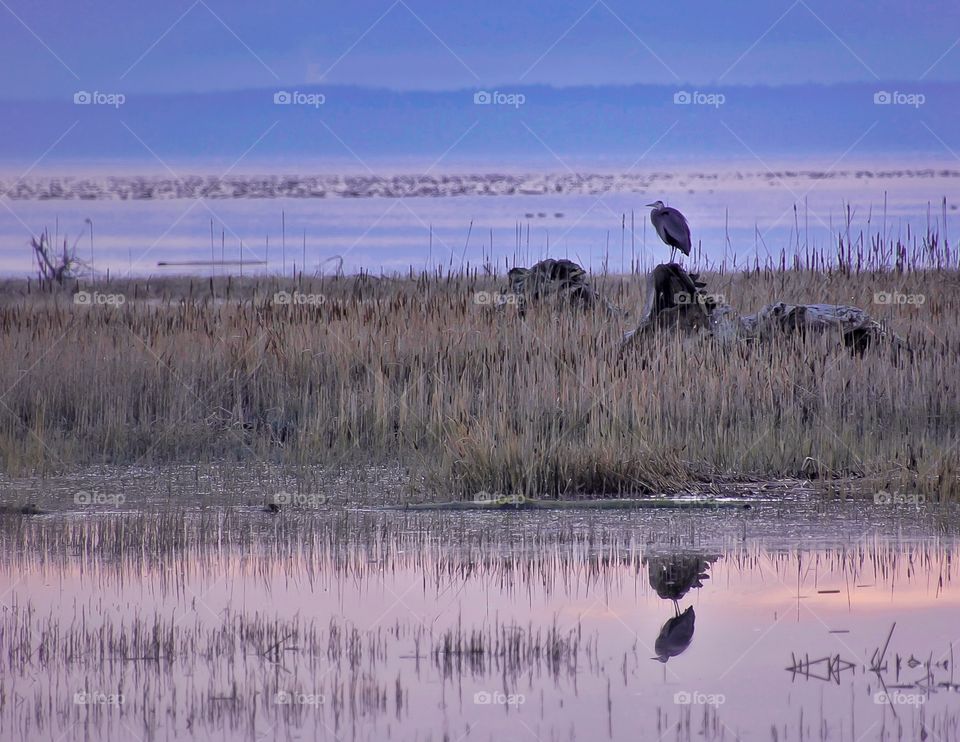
[1,0,958,98]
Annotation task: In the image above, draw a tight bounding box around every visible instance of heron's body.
[654,605,695,662]
[647,201,692,260]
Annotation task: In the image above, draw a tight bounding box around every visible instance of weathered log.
[395,498,751,511]
[741,302,896,353]
[506,258,622,316]
[621,263,907,356]
[620,264,715,351]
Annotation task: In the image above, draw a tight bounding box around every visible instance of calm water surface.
[1,494,957,741]
[2,165,955,276]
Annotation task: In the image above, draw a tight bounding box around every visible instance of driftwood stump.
[621,263,907,356]
[507,259,622,316]
[620,264,715,348]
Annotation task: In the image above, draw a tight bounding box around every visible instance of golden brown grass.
[0,261,957,499]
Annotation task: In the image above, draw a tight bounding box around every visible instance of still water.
[1,494,957,741]
[2,165,956,276]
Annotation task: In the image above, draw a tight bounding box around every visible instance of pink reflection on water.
[2,533,958,742]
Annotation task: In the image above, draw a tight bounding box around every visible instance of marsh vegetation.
[1,231,957,500]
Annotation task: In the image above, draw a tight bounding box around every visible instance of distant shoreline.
[4,167,960,202]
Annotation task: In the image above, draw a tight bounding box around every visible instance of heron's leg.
[673,599,680,617]
[670,247,676,262]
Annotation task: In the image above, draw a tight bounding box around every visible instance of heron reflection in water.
[644,553,719,663]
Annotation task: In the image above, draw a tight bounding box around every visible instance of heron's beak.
[645,202,656,207]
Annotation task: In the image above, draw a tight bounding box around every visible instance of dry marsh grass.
[0,240,958,499]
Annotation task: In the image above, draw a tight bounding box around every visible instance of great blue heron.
[654,605,695,663]
[646,201,692,261]
[645,553,719,662]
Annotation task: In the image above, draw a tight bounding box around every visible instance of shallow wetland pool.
[1,475,958,742]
